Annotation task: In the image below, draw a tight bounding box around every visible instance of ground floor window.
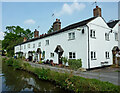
[50,53,54,58]
[69,52,76,59]
[91,51,96,60]
[105,51,109,59]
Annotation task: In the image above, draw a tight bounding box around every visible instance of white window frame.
[115,32,118,41]
[33,44,35,48]
[38,42,41,47]
[24,45,26,49]
[91,51,96,60]
[50,53,54,58]
[68,32,75,40]
[90,29,96,38]
[105,51,110,59]
[28,44,30,48]
[46,40,49,45]
[105,33,109,41]
[69,52,76,59]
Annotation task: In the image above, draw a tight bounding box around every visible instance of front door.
[58,52,62,64]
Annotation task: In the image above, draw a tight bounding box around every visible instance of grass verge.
[2,57,120,92]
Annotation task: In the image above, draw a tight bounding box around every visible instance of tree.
[47,25,53,34]
[2,26,33,57]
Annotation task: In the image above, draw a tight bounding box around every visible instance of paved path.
[28,62,120,85]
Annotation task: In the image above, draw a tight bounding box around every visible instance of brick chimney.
[23,37,27,42]
[53,19,61,31]
[34,29,39,38]
[93,6,102,17]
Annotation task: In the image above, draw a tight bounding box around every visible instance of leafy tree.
[47,25,53,34]
[2,26,33,57]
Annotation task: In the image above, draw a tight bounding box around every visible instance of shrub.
[5,57,14,66]
[13,59,22,69]
[61,57,68,66]
[68,59,82,70]
[2,57,7,62]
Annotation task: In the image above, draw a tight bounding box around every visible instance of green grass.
[3,58,120,92]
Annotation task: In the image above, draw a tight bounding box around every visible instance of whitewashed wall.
[87,17,118,68]
[15,17,119,69]
[15,26,88,68]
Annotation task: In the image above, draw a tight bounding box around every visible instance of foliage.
[2,57,7,62]
[3,58,120,92]
[39,61,43,64]
[61,57,68,65]
[68,59,82,70]
[47,25,53,34]
[12,59,22,69]
[5,57,14,66]
[2,26,33,57]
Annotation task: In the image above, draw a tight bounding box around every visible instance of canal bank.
[2,57,120,92]
[2,58,68,92]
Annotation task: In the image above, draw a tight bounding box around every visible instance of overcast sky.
[1,2,118,40]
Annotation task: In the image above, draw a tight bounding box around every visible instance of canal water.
[1,58,67,92]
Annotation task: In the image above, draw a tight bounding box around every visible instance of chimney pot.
[23,37,27,42]
[34,29,39,38]
[53,19,61,31]
[93,6,102,17]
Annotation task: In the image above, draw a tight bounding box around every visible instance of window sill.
[90,36,96,39]
[91,58,97,60]
[106,58,110,59]
[105,40,110,41]
[68,39,75,41]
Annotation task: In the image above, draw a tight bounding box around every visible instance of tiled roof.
[107,20,119,28]
[15,17,97,46]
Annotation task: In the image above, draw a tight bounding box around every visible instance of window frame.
[105,51,110,59]
[50,53,54,58]
[115,32,118,41]
[46,40,49,45]
[90,29,96,38]
[105,33,110,41]
[38,42,41,47]
[91,51,97,60]
[69,52,76,59]
[33,44,35,48]
[28,44,30,48]
[68,32,75,40]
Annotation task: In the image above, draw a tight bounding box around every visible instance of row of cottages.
[14,6,120,69]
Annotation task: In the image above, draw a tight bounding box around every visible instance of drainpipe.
[86,25,90,69]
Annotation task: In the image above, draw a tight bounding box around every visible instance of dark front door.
[58,52,62,64]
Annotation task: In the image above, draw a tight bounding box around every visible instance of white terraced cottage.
[14,6,120,69]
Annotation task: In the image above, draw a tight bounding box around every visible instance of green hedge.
[3,58,120,92]
[68,59,82,70]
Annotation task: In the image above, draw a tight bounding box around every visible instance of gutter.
[86,25,90,69]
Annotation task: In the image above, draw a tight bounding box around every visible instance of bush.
[5,57,14,66]
[61,57,68,66]
[68,59,82,70]
[12,59,22,69]
[2,57,7,62]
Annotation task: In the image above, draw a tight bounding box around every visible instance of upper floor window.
[46,40,49,45]
[115,33,118,41]
[24,45,26,49]
[90,29,96,38]
[105,51,109,59]
[28,44,30,48]
[38,42,41,47]
[68,32,75,40]
[21,46,23,50]
[33,44,35,48]
[105,33,109,41]
[69,52,76,59]
[91,51,96,60]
